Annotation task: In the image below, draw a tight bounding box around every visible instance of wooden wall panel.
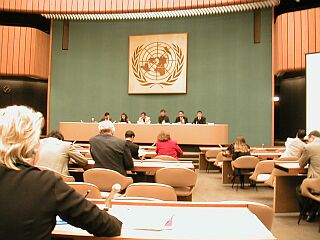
[274,7,320,74]
[0,26,49,79]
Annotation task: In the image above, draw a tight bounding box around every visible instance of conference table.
[60,122,229,145]
[53,201,276,239]
[273,162,307,213]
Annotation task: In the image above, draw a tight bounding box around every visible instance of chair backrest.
[37,166,75,182]
[214,152,224,164]
[125,183,177,201]
[300,177,320,202]
[155,167,197,188]
[250,160,275,180]
[276,156,299,162]
[83,168,133,192]
[205,149,221,159]
[232,156,259,169]
[67,182,102,198]
[154,155,178,160]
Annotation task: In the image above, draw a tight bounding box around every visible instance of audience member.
[156,131,183,159]
[137,112,151,124]
[0,105,122,239]
[225,137,250,157]
[174,110,188,124]
[100,112,112,122]
[296,130,320,222]
[158,109,170,124]
[125,130,139,159]
[231,136,251,160]
[192,111,206,124]
[89,120,133,176]
[37,130,88,175]
[120,113,131,123]
[280,129,306,158]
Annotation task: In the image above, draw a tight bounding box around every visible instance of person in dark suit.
[174,110,188,124]
[125,130,139,159]
[158,109,170,124]
[90,120,133,176]
[0,105,122,239]
[192,110,207,124]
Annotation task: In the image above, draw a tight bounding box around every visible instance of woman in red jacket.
[156,131,183,159]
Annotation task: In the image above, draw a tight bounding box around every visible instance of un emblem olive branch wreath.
[131,44,184,88]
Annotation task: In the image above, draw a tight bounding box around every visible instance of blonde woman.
[0,106,121,239]
[232,136,251,160]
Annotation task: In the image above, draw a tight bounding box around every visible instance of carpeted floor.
[192,171,319,240]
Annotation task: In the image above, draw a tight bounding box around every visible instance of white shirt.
[137,116,151,124]
[281,137,305,158]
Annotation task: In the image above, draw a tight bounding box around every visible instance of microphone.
[105,183,121,208]
[84,190,91,198]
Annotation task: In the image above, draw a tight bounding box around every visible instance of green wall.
[50,10,272,145]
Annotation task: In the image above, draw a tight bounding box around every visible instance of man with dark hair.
[280,129,306,158]
[158,109,170,124]
[174,110,188,124]
[296,130,320,222]
[37,131,88,175]
[125,130,139,159]
[100,112,112,122]
[192,111,206,124]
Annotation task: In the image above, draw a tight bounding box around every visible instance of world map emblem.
[132,42,184,88]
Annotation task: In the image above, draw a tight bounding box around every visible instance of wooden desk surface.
[274,162,308,175]
[60,122,229,145]
[53,201,276,240]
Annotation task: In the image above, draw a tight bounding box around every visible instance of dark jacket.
[0,162,122,240]
[232,151,251,160]
[192,117,207,124]
[126,140,139,159]
[90,134,133,176]
[174,116,188,124]
[158,116,170,124]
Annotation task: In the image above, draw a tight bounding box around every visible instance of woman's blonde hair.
[157,131,171,142]
[234,136,249,153]
[0,105,44,170]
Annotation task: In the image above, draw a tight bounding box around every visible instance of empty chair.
[231,156,259,190]
[213,151,224,168]
[83,168,133,197]
[298,177,320,231]
[67,182,102,198]
[249,160,275,190]
[125,183,177,201]
[154,155,178,160]
[205,149,222,172]
[155,167,197,201]
[37,166,75,182]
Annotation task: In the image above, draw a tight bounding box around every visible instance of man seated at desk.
[174,110,188,124]
[37,131,88,175]
[158,109,170,124]
[281,129,306,158]
[125,130,139,159]
[192,110,206,124]
[90,120,133,176]
[296,130,320,222]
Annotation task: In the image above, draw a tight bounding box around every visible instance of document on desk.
[109,206,173,231]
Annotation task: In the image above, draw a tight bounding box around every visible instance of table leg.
[222,161,233,184]
[199,153,207,171]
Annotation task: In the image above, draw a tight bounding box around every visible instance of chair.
[277,156,299,162]
[155,167,197,201]
[220,201,274,230]
[125,183,177,201]
[298,177,320,231]
[213,151,224,168]
[205,149,222,172]
[83,168,133,198]
[37,166,75,182]
[67,182,102,198]
[231,156,259,190]
[249,160,275,191]
[154,155,178,160]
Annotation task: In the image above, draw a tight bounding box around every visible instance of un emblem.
[132,42,184,88]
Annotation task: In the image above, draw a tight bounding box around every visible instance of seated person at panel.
[37,130,88,175]
[0,106,122,239]
[125,130,139,159]
[281,129,306,158]
[156,131,183,159]
[192,110,207,124]
[89,120,133,176]
[174,110,188,124]
[158,109,170,124]
[100,112,112,122]
[137,112,151,124]
[119,113,131,124]
[296,130,320,222]
[232,136,251,160]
